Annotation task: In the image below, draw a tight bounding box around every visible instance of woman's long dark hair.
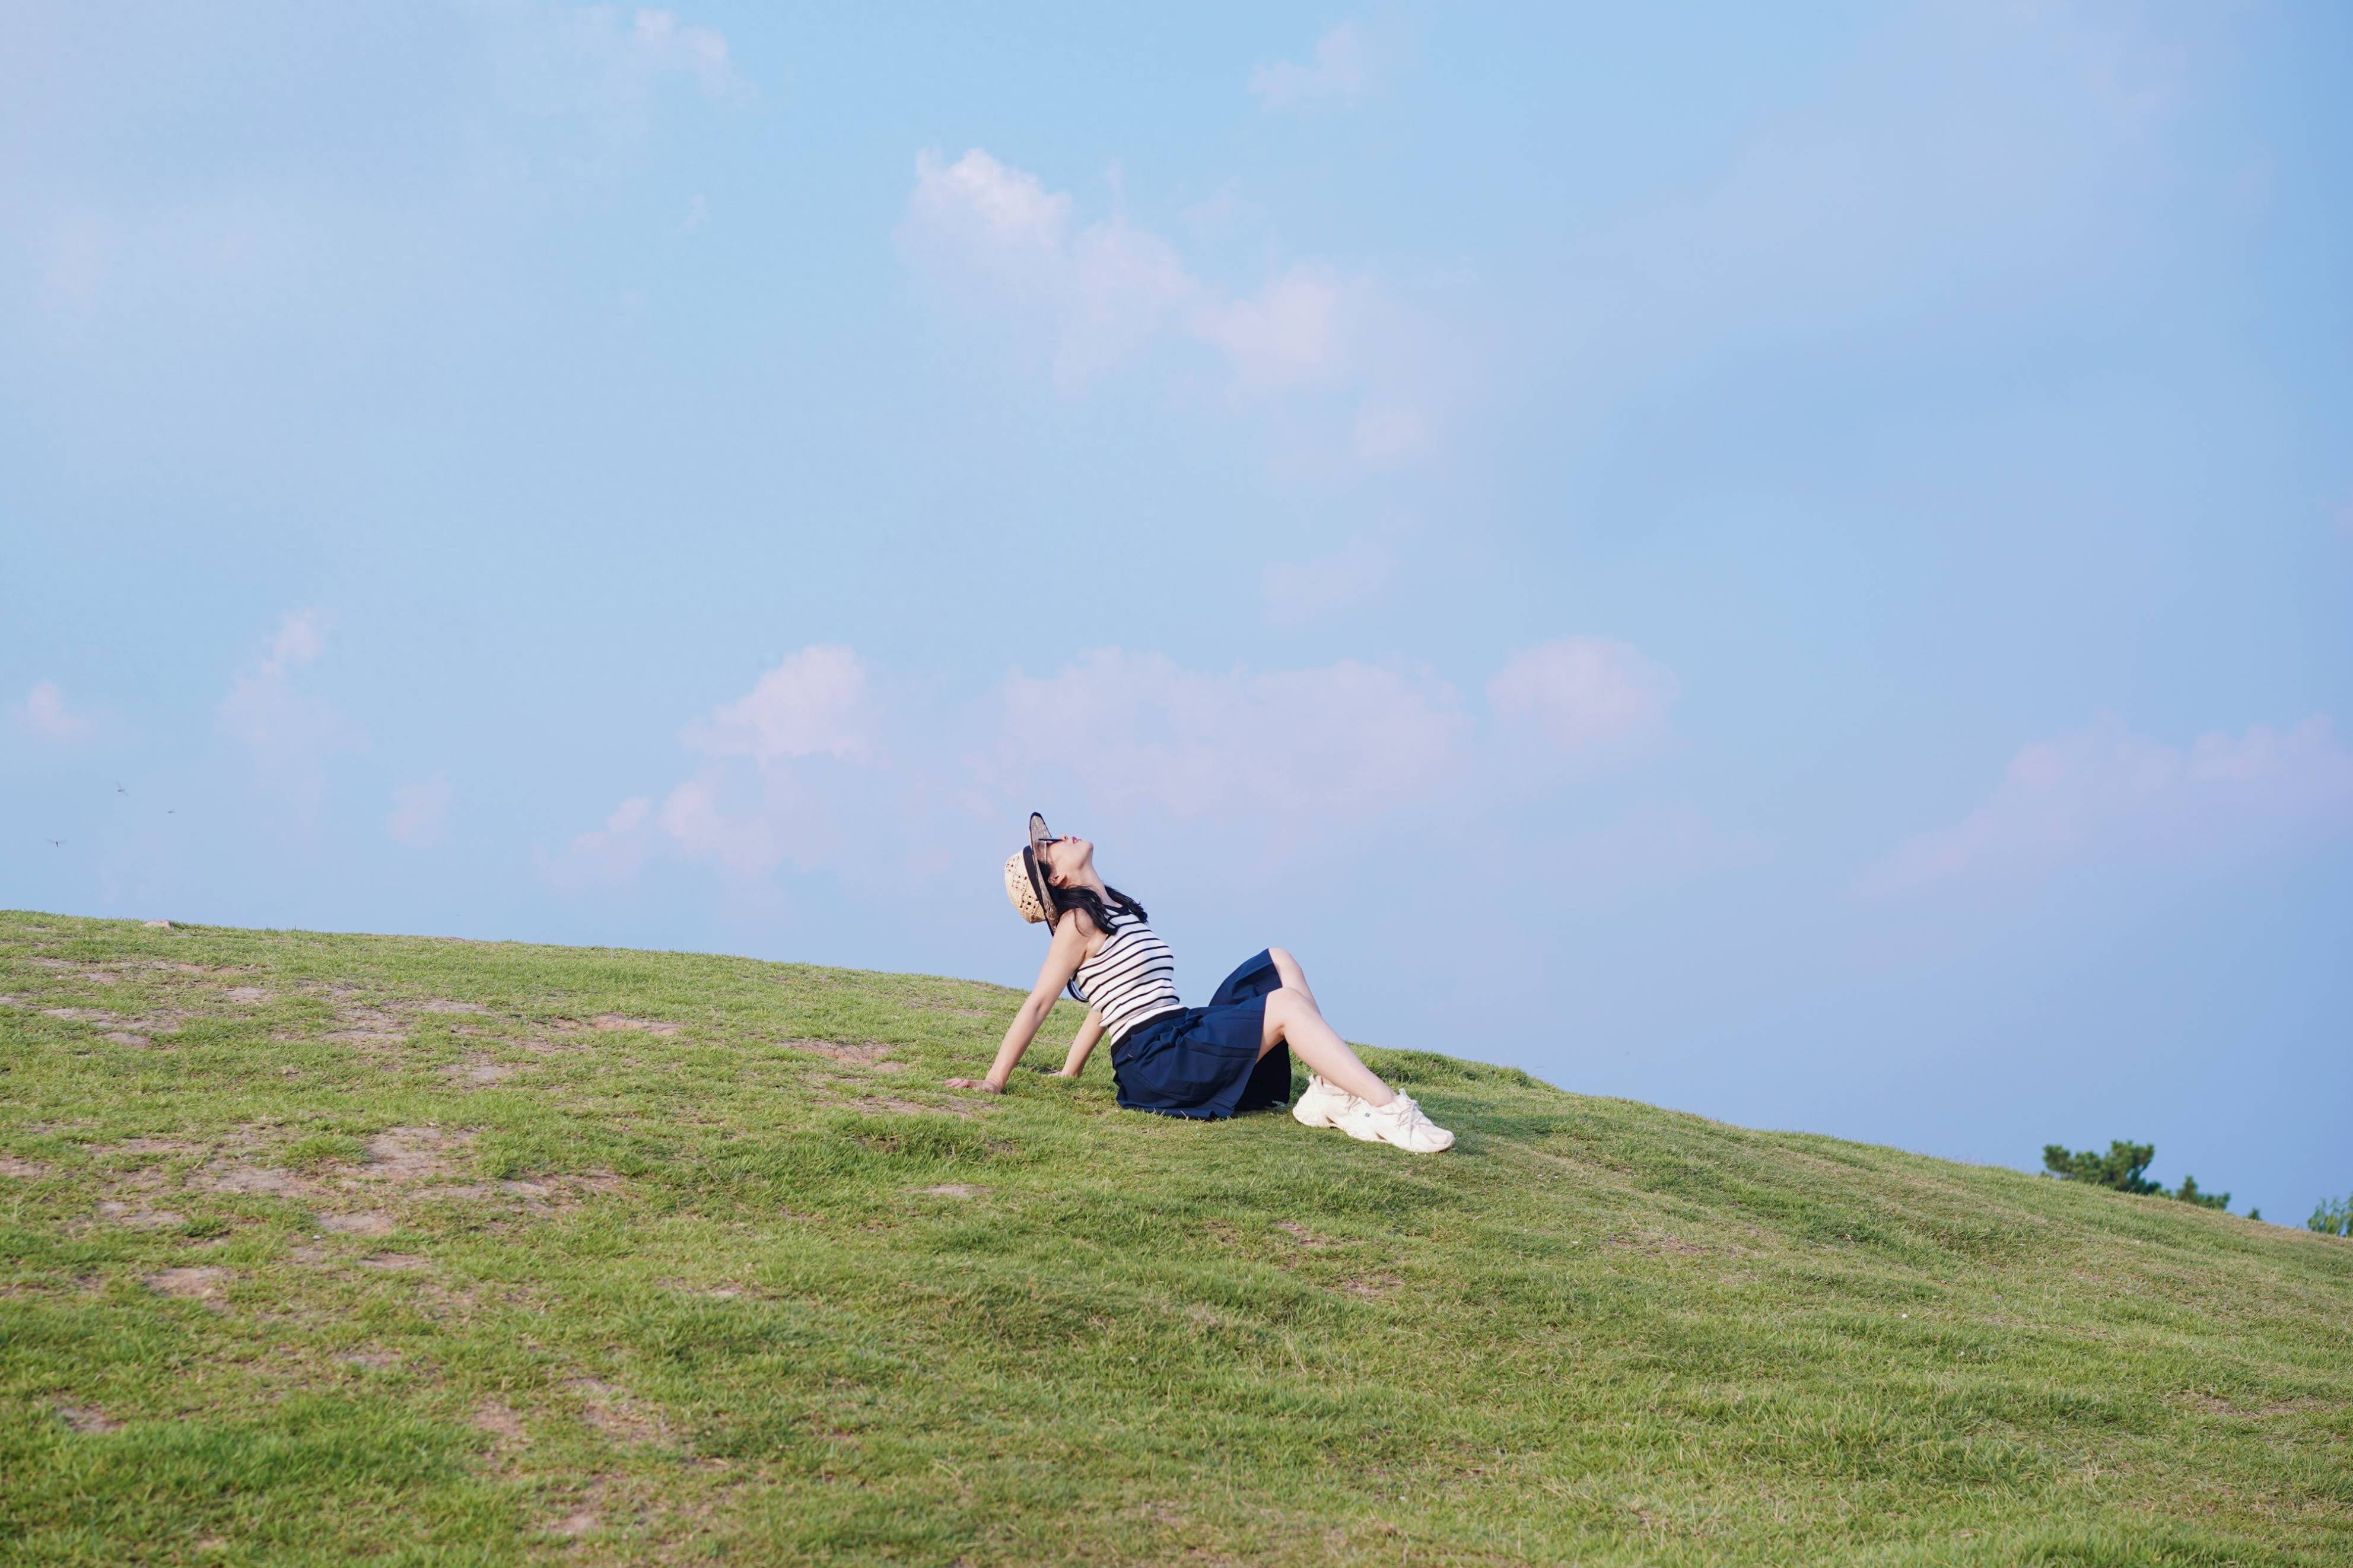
[1050,881,1146,936]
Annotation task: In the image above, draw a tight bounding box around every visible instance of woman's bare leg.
[1259,987,1394,1106]
[1267,946,1319,1012]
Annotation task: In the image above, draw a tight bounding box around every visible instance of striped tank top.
[1070,905,1183,1046]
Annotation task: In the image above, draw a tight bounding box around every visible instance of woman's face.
[1037,834,1092,888]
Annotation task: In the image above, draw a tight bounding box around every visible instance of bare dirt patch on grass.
[0,1156,49,1178]
[319,1210,396,1236]
[322,1004,406,1047]
[402,1171,628,1216]
[98,1202,187,1229]
[441,1057,519,1085]
[39,1003,192,1039]
[781,1038,898,1066]
[473,1401,528,1446]
[570,1379,664,1445]
[28,958,120,981]
[921,1184,982,1200]
[589,1014,683,1036]
[358,1127,474,1181]
[205,1165,315,1198]
[549,1503,602,1539]
[100,1137,211,1156]
[55,1402,120,1433]
[146,1266,227,1302]
[1276,1221,1337,1248]
[357,1253,432,1271]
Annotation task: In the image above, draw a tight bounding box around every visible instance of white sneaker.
[1292,1072,1361,1130]
[1339,1092,1455,1153]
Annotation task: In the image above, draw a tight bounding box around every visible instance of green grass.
[1,911,2346,1567]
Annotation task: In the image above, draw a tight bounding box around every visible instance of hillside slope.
[1,911,2346,1566]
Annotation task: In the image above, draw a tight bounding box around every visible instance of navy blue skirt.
[1109,949,1293,1120]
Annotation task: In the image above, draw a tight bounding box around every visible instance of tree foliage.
[2043,1140,2232,1212]
[2171,1173,2229,1210]
[2311,1195,2353,1237]
[2043,1140,2161,1195]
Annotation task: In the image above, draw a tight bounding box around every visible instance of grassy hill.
[1,911,2346,1567]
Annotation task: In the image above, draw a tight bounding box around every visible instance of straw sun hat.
[1001,811,1059,925]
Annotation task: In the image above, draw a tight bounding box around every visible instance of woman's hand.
[945,1077,1004,1094]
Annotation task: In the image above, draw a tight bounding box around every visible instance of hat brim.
[1024,812,1057,925]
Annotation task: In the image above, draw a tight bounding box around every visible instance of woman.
[946,813,1454,1153]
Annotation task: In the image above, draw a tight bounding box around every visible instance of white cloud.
[1250,23,1377,111]
[387,774,454,848]
[216,609,364,813]
[650,765,840,880]
[1861,714,2353,895]
[902,148,1201,388]
[616,8,740,100]
[899,148,1444,462]
[549,647,879,888]
[475,1,750,165]
[681,644,874,764]
[1488,638,1680,755]
[1263,538,1389,624]
[1192,265,1358,391]
[984,648,1468,826]
[552,794,655,885]
[12,681,97,743]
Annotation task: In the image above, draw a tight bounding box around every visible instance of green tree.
[2043,1140,2161,1194]
[2171,1173,2229,1210]
[2311,1195,2353,1237]
[2044,1140,2241,1214]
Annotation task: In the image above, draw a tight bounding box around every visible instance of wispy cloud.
[550,633,1686,892]
[1488,638,1680,756]
[1861,714,2353,895]
[216,610,365,815]
[981,649,1470,828]
[1250,23,1379,112]
[682,644,874,766]
[554,795,656,885]
[898,148,1448,466]
[387,774,455,848]
[488,3,751,130]
[549,646,882,887]
[12,681,98,743]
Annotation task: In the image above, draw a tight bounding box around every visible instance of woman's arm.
[1057,1009,1105,1077]
[948,914,1090,1093]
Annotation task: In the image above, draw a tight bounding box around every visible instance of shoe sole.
[1344,1117,1455,1153]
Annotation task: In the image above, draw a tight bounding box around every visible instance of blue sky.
[5,2,2348,1222]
